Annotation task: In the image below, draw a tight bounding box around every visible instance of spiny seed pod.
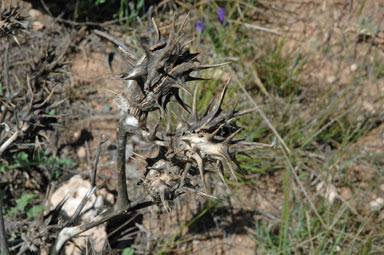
[115,15,227,121]
[116,15,275,210]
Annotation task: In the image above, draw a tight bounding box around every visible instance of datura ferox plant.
[113,15,275,212]
[0,9,275,254]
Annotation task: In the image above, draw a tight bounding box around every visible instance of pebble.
[370,197,384,211]
[77,146,86,158]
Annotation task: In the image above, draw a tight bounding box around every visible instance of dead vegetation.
[1,0,384,254]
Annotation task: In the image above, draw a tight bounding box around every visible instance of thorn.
[215,161,229,189]
[173,81,192,96]
[221,151,238,182]
[174,93,191,113]
[238,151,253,158]
[13,36,20,46]
[192,84,199,121]
[178,12,190,34]
[191,153,208,194]
[223,127,244,145]
[151,17,160,42]
[217,76,231,108]
[233,107,257,118]
[185,76,208,82]
[195,62,231,70]
[136,36,151,58]
[181,38,195,49]
[228,97,241,116]
[118,46,136,63]
[181,187,217,199]
[208,124,224,141]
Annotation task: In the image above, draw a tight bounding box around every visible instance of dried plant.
[50,15,275,254]
[116,15,275,209]
[1,12,275,254]
[0,6,27,44]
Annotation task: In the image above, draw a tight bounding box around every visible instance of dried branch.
[0,202,9,255]
[51,200,155,255]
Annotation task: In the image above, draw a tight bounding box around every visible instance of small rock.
[73,131,81,140]
[327,185,338,204]
[28,9,42,20]
[77,146,86,158]
[350,63,358,72]
[370,197,384,211]
[50,175,111,254]
[316,181,338,204]
[326,76,337,84]
[31,21,44,31]
[339,187,353,200]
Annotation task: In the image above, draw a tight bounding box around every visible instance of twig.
[3,42,11,97]
[91,136,106,186]
[65,186,98,228]
[66,137,107,226]
[0,130,19,156]
[0,202,9,255]
[40,0,53,17]
[93,29,132,55]
[231,74,291,154]
[107,211,141,238]
[232,20,281,35]
[279,145,327,229]
[51,200,154,255]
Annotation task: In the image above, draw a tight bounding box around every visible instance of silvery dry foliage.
[115,16,272,212]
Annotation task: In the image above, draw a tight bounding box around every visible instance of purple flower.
[217,7,226,24]
[196,20,204,32]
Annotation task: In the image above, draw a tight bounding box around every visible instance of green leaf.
[16,194,38,211]
[9,207,17,216]
[95,0,106,5]
[0,162,8,172]
[56,157,77,167]
[27,205,41,219]
[11,151,30,168]
[49,109,56,115]
[122,248,135,255]
[136,0,144,9]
